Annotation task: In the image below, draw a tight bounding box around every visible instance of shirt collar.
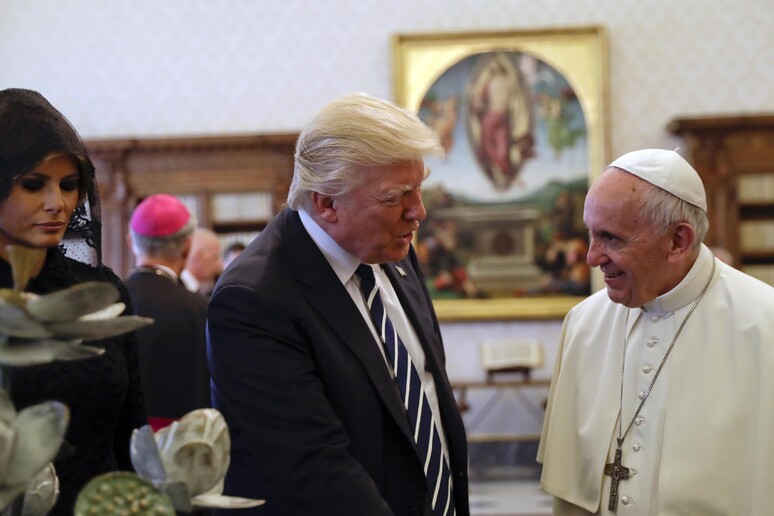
[134,263,180,283]
[641,243,717,316]
[298,209,361,285]
[153,263,179,281]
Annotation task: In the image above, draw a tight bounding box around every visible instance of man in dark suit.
[125,194,211,430]
[207,93,469,515]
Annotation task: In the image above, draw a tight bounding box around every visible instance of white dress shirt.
[298,209,451,461]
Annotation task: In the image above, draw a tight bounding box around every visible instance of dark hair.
[0,89,95,202]
[225,242,246,255]
[0,89,102,263]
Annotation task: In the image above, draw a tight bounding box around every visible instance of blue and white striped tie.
[357,264,454,516]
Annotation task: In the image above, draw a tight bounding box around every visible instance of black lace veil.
[0,88,102,265]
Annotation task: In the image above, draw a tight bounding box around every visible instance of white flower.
[16,463,59,516]
[130,409,264,512]
[0,245,152,367]
[0,281,152,367]
[0,390,68,512]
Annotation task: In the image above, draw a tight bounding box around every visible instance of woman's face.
[0,154,81,252]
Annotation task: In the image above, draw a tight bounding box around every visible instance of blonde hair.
[287,93,443,211]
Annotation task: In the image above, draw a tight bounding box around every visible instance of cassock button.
[632,443,642,452]
[635,416,645,426]
[621,496,633,505]
[630,468,638,476]
[646,338,658,348]
[650,315,659,322]
[638,391,645,399]
[642,364,653,373]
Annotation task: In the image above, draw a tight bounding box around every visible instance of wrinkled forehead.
[352,159,427,191]
[587,168,650,204]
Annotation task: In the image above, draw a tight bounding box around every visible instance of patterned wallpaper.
[1,1,773,418]
[1,0,772,157]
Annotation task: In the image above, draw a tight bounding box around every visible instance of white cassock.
[537,244,774,515]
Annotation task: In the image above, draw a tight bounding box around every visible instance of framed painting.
[392,26,610,321]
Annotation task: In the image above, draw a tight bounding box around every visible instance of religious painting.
[392,27,610,320]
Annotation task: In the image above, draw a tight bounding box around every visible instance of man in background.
[126,194,211,430]
[223,241,246,269]
[181,227,223,296]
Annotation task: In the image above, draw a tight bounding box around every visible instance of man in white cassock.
[537,149,774,515]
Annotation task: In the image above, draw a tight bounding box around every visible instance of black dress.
[2,249,148,515]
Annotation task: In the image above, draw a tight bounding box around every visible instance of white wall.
[2,0,772,437]
[2,0,771,148]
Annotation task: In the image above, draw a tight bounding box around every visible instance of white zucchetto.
[608,149,707,212]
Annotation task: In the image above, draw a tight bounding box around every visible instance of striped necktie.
[356,264,454,516]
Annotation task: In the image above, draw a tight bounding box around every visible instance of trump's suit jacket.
[207,208,469,516]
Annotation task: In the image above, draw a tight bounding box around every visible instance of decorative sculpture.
[131,409,264,512]
[9,464,59,516]
[0,248,153,368]
[0,246,153,515]
[1,247,262,514]
[0,391,67,513]
[74,472,175,515]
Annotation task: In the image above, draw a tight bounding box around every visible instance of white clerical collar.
[180,268,199,292]
[298,209,361,285]
[641,244,718,316]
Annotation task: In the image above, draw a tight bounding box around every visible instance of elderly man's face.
[189,232,223,282]
[584,169,675,307]
[329,160,426,264]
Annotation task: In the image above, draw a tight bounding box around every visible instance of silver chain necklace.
[604,258,716,511]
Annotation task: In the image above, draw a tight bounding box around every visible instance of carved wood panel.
[86,133,298,277]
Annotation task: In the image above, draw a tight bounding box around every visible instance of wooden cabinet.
[85,133,298,277]
[669,114,774,285]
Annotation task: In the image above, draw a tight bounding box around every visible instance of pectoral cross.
[604,444,630,511]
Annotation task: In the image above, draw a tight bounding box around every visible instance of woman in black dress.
[0,88,147,515]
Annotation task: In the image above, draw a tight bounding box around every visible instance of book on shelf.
[739,220,774,251]
[175,194,201,222]
[212,192,273,223]
[738,174,774,204]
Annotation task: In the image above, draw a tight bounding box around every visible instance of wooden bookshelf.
[669,114,774,286]
[85,133,298,277]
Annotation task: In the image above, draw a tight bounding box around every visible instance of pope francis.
[537,149,774,515]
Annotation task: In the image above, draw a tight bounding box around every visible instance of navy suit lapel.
[284,210,467,502]
[381,257,457,404]
[381,260,443,368]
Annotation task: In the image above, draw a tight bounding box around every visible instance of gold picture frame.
[392,26,610,321]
